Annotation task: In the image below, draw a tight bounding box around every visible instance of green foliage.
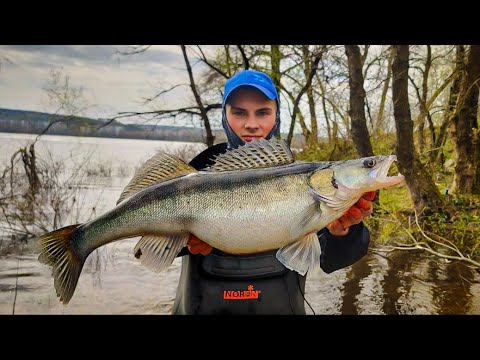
[371,132,397,156]
[367,191,480,259]
[294,139,357,162]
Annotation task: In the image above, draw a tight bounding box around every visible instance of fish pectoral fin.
[290,201,322,241]
[276,233,321,276]
[133,234,189,273]
[117,153,196,205]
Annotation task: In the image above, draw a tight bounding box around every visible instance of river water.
[1,133,479,315]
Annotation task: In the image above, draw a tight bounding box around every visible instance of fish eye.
[363,159,376,168]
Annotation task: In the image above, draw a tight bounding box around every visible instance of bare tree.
[237,45,250,70]
[415,45,432,154]
[408,46,458,158]
[431,46,465,164]
[345,45,374,157]
[391,45,444,212]
[181,45,215,147]
[110,46,223,146]
[302,45,320,147]
[376,47,394,136]
[286,47,325,146]
[1,69,99,241]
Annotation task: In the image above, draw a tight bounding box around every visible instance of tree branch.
[237,45,250,70]
[194,45,229,79]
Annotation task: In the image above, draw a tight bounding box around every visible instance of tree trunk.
[283,87,311,141]
[377,48,394,136]
[417,45,432,154]
[224,45,233,77]
[271,45,282,137]
[345,45,374,157]
[451,45,480,194]
[237,45,249,70]
[181,45,214,147]
[391,45,444,212]
[316,72,332,141]
[431,46,465,164]
[302,46,319,146]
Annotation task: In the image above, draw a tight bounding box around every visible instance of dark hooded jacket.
[171,72,370,314]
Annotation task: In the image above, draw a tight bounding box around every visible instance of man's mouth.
[242,135,263,142]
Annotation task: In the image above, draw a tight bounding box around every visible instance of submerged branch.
[372,206,480,268]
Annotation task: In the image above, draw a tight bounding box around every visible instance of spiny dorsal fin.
[133,234,189,273]
[207,138,295,172]
[117,153,196,205]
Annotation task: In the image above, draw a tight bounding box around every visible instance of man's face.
[225,87,277,142]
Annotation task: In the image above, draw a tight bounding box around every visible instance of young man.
[172,69,375,315]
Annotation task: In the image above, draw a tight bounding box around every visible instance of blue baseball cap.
[223,70,279,105]
[222,69,281,149]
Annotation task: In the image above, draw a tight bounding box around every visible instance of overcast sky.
[0,45,209,126]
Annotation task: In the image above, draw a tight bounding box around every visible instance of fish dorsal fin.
[117,153,196,205]
[207,138,295,172]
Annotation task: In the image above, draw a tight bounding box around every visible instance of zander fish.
[36,139,404,304]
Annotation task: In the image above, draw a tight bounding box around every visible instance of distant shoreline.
[0,107,305,147]
[0,130,215,144]
[0,107,227,144]
[0,131,208,144]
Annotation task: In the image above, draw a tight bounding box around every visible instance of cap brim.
[224,83,277,104]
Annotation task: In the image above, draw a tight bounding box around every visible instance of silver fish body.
[36,139,404,304]
[77,162,335,255]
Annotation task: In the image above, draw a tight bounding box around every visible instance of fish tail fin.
[36,224,85,305]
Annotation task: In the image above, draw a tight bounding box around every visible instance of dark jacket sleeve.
[318,221,370,274]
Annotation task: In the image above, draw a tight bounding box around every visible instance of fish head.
[309,155,405,211]
[332,155,405,194]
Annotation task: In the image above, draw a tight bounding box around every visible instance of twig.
[12,256,20,315]
[372,204,480,268]
[414,210,463,256]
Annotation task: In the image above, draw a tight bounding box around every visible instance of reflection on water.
[1,133,479,314]
[2,245,479,315]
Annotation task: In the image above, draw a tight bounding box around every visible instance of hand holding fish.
[326,191,376,237]
[187,234,213,255]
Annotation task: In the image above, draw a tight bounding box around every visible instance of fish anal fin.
[133,234,189,273]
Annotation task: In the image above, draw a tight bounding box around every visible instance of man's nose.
[244,114,259,129]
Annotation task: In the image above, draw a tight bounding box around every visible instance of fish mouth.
[369,155,405,188]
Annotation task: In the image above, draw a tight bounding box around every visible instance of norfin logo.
[224,285,261,300]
